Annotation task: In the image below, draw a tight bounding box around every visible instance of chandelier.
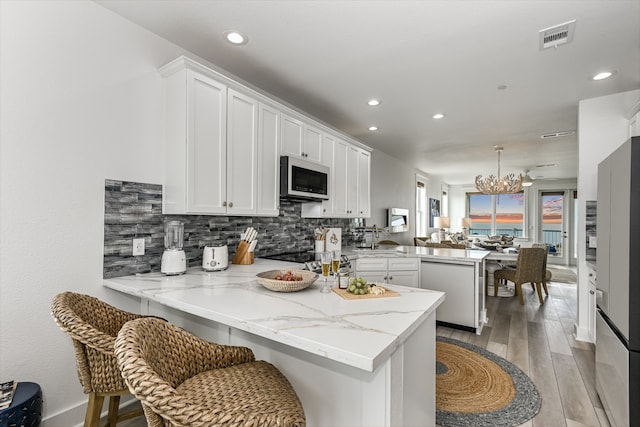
[475,146,523,194]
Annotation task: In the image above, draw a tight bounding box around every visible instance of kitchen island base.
[420,256,487,334]
[137,296,436,427]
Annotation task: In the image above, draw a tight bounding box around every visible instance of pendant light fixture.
[475,146,523,194]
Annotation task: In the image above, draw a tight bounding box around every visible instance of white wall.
[369,150,443,245]
[575,89,640,342]
[0,1,190,424]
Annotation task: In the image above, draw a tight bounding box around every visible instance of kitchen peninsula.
[104,258,445,427]
[351,245,490,333]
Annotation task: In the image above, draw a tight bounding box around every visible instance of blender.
[161,220,187,275]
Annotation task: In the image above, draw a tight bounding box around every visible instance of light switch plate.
[133,238,145,256]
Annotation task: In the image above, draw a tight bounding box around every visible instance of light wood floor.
[118,274,609,427]
[436,277,610,427]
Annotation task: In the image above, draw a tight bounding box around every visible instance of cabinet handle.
[389,276,393,281]
[223,201,227,207]
[229,202,233,208]
[590,290,595,295]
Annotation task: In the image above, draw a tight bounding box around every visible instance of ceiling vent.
[539,20,576,50]
[540,130,576,139]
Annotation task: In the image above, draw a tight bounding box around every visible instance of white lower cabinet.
[421,260,478,330]
[355,257,420,288]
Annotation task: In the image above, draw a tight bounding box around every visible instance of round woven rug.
[436,336,541,427]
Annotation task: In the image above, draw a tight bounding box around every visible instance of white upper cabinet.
[160,58,278,216]
[226,89,258,215]
[357,149,371,217]
[281,113,323,163]
[160,56,370,218]
[306,138,371,219]
[257,103,281,216]
[163,66,227,214]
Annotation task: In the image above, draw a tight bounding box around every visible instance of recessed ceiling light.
[224,31,248,45]
[367,99,381,106]
[432,113,445,119]
[368,126,378,131]
[592,71,613,81]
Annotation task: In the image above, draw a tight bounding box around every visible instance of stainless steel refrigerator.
[596,136,639,427]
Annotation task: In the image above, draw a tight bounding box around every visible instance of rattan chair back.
[51,292,146,426]
[115,317,306,427]
[513,247,547,284]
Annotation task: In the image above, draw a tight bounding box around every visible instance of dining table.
[483,251,519,297]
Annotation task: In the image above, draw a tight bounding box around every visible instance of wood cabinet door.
[281,114,304,158]
[388,270,420,288]
[357,149,371,218]
[257,103,280,216]
[303,124,323,163]
[227,89,258,214]
[321,135,336,215]
[346,145,359,216]
[331,139,349,216]
[186,70,227,214]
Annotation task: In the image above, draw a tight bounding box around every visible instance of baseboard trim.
[42,395,139,427]
[574,322,594,343]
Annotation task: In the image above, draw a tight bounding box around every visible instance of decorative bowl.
[256,269,318,292]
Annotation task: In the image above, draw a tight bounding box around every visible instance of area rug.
[436,336,541,427]
[547,265,577,283]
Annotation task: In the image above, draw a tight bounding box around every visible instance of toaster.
[202,244,229,271]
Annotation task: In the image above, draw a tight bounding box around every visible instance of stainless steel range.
[261,251,351,273]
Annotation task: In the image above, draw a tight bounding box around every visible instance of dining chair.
[114,317,306,427]
[532,243,553,296]
[51,292,147,427]
[493,247,548,305]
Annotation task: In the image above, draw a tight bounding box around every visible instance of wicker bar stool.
[51,292,146,427]
[494,247,547,305]
[114,317,306,427]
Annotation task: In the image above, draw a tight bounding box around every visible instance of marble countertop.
[104,258,445,372]
[343,245,490,263]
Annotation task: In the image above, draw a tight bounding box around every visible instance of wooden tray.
[332,286,400,300]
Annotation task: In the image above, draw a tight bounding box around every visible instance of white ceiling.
[96,0,640,185]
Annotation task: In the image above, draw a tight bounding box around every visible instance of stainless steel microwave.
[280,156,330,202]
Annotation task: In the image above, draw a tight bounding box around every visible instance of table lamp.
[433,216,450,242]
[459,217,471,239]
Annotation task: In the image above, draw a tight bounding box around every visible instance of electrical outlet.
[133,238,145,256]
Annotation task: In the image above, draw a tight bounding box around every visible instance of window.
[468,193,492,235]
[416,176,427,236]
[467,192,524,237]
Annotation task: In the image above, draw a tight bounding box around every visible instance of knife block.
[232,240,254,265]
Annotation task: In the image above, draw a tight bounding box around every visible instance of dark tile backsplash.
[103,179,358,278]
